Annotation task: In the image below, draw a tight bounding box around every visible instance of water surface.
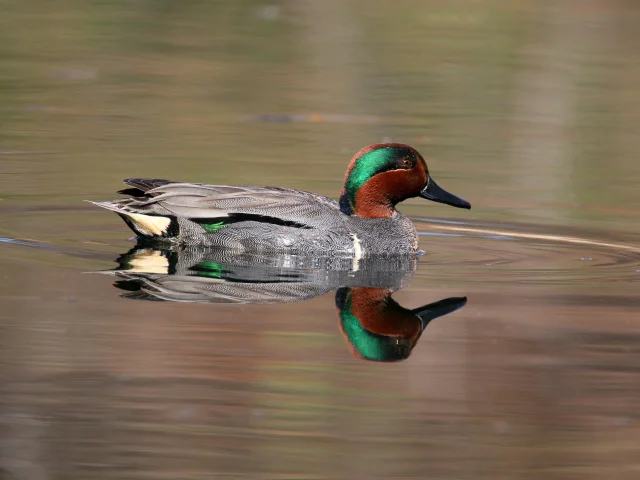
[1,1,640,478]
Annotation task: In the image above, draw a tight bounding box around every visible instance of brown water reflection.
[1,222,639,478]
[2,0,640,478]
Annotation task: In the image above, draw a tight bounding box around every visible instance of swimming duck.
[91,143,470,256]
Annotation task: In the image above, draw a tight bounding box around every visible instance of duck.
[90,143,470,256]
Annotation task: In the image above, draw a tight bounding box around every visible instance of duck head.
[336,287,467,362]
[339,143,471,218]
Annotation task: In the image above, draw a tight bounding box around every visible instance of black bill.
[419,177,471,210]
[412,296,468,331]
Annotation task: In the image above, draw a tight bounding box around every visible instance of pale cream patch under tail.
[88,201,172,237]
[125,212,171,237]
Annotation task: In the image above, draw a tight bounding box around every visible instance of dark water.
[2,1,640,478]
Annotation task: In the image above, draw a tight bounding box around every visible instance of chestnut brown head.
[339,143,470,218]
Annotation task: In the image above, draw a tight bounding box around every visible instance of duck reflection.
[336,288,466,362]
[101,246,467,362]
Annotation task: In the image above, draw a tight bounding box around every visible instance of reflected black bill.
[419,177,471,210]
[412,296,468,330]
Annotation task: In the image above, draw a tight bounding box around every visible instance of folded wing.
[119,180,342,229]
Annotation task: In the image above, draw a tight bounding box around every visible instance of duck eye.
[399,158,412,169]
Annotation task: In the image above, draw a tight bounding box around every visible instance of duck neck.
[339,181,396,219]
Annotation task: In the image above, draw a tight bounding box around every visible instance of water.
[1,1,640,478]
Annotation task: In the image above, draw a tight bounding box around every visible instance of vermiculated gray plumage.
[91,178,420,256]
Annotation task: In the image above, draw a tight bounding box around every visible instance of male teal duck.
[91,143,470,256]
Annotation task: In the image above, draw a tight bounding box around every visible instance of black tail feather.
[118,187,148,197]
[122,178,173,194]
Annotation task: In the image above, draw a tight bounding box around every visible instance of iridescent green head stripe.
[345,147,394,205]
[344,145,414,206]
[339,144,420,215]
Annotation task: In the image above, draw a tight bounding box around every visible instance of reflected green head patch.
[339,293,410,362]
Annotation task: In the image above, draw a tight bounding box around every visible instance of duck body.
[177,199,421,256]
[91,143,470,256]
[95,182,420,256]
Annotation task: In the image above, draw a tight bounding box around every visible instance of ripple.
[415,220,640,287]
